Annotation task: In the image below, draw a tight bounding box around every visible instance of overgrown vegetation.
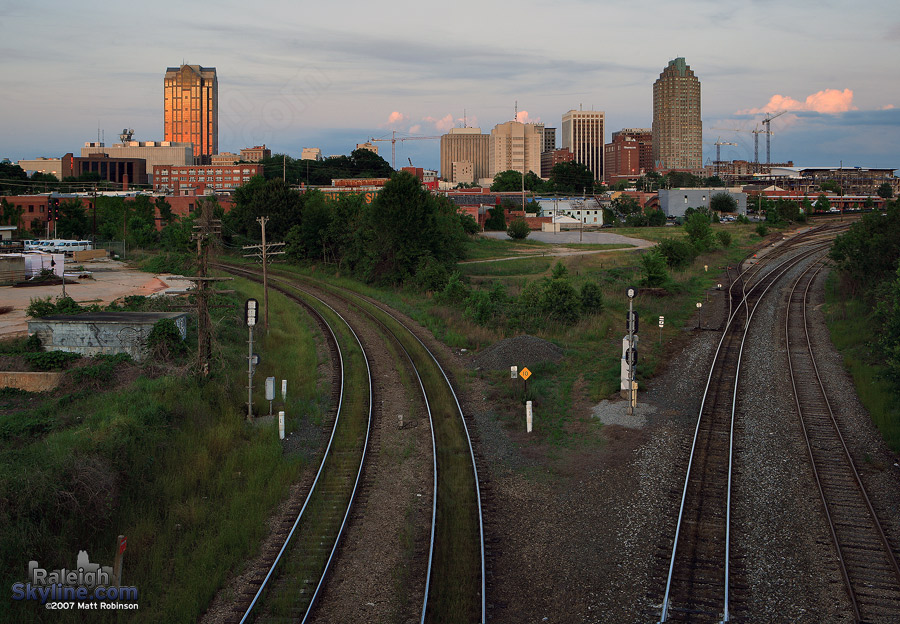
[826,197,900,450]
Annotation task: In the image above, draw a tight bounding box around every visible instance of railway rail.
[217,263,486,624]
[786,258,900,621]
[218,265,374,624]
[658,227,840,622]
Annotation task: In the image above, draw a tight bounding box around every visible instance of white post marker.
[281,379,287,402]
[659,315,664,345]
[278,411,285,440]
[526,400,533,433]
[265,377,275,416]
[510,365,518,379]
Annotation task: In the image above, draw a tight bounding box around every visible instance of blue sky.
[2,0,899,172]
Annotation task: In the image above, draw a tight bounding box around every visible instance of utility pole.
[185,200,232,375]
[242,216,285,331]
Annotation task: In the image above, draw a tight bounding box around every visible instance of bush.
[657,238,696,269]
[24,350,81,370]
[0,334,43,355]
[542,278,581,325]
[716,230,733,248]
[580,281,604,315]
[507,218,531,240]
[736,214,750,224]
[435,271,470,305]
[685,212,714,252]
[69,353,132,387]
[640,248,669,288]
[146,319,187,361]
[465,290,499,325]
[484,205,506,231]
[26,296,88,318]
[756,223,769,237]
[414,255,450,293]
[459,213,480,235]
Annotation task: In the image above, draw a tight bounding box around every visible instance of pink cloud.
[881,104,896,110]
[424,114,454,132]
[383,111,406,126]
[738,89,857,115]
[409,124,422,133]
[516,110,540,124]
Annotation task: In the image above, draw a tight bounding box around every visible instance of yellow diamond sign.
[519,367,532,381]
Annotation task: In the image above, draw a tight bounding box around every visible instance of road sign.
[520,367,532,381]
[118,536,127,554]
[659,316,664,328]
[510,365,518,379]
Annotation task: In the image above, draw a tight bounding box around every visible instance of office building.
[488,121,542,179]
[541,148,574,179]
[301,148,323,161]
[542,127,557,154]
[604,128,653,184]
[164,64,218,163]
[561,110,604,181]
[82,141,193,177]
[355,142,378,155]
[153,163,263,196]
[652,57,702,172]
[17,157,63,179]
[440,128,490,184]
[241,145,271,162]
[61,153,148,187]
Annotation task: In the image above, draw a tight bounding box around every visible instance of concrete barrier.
[0,371,62,392]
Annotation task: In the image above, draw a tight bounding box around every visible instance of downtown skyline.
[2,0,899,173]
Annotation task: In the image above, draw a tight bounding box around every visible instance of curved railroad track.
[217,263,486,624]
[219,266,374,624]
[786,258,900,622]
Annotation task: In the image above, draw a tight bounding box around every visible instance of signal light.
[626,310,639,334]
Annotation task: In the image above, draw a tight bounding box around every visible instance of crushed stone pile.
[471,334,564,370]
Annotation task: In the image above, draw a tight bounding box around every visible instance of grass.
[824,274,900,452]
[0,279,325,623]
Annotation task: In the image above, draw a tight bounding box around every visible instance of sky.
[2,0,899,173]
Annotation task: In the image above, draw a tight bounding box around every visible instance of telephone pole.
[186,200,232,375]
[242,216,285,330]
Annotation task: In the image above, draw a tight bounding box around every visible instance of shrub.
[484,205,506,231]
[27,296,86,318]
[459,213,480,235]
[464,290,499,325]
[756,223,769,237]
[146,319,187,361]
[24,350,81,370]
[507,218,531,240]
[580,281,604,315]
[736,214,750,224]
[414,255,450,293]
[542,278,581,325]
[657,238,696,269]
[640,248,669,288]
[716,230,733,248]
[69,353,132,387]
[684,212,714,252]
[435,271,470,305]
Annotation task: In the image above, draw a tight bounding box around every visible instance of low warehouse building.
[28,312,188,361]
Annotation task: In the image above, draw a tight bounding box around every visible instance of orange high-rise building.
[164,65,218,163]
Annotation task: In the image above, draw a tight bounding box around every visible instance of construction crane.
[761,111,786,165]
[713,137,738,177]
[710,125,765,171]
[368,130,440,169]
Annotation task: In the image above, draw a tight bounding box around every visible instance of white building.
[562,109,604,181]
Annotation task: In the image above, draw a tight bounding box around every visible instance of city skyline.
[2,0,899,173]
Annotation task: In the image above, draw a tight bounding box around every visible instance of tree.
[878,183,894,199]
[549,161,594,194]
[703,175,725,187]
[155,197,174,226]
[228,176,303,239]
[684,212,714,251]
[710,192,737,214]
[640,248,669,288]
[364,171,466,284]
[646,205,667,226]
[0,198,24,229]
[56,199,89,239]
[612,195,643,222]
[507,218,530,240]
[484,204,506,231]
[663,171,701,188]
[297,190,332,261]
[490,170,526,192]
[815,194,831,213]
[820,179,842,194]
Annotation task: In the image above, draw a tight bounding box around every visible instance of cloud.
[737,89,857,115]
[409,124,421,133]
[515,110,540,124]
[383,111,407,126]
[881,104,896,110]
[424,114,454,132]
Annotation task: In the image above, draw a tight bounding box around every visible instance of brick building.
[61,153,148,187]
[153,164,263,195]
[541,148,575,178]
[604,129,653,184]
[240,145,271,162]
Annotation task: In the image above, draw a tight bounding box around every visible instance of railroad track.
[786,258,900,621]
[658,228,837,622]
[217,263,486,623]
[216,265,374,624]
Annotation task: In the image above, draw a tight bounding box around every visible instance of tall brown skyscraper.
[652,58,701,172]
[164,65,218,163]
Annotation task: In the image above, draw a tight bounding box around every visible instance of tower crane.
[709,125,765,171]
[761,111,786,165]
[713,138,738,178]
[368,131,440,169]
